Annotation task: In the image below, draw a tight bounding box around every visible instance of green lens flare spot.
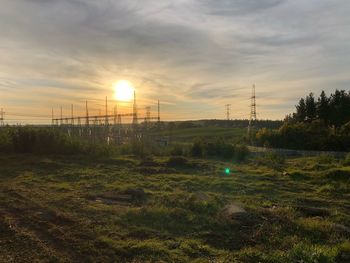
[225,168,230,175]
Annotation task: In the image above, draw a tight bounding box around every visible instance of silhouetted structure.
[248,84,257,135]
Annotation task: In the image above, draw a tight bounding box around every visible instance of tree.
[316,90,330,124]
[305,93,316,121]
[329,90,350,128]
[284,114,295,124]
[255,89,350,151]
[295,98,306,122]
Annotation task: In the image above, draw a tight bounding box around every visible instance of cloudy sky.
[1,0,350,123]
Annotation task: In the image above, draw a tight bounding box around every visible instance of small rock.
[221,203,248,221]
[224,203,246,215]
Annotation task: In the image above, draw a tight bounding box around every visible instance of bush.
[317,154,336,164]
[234,144,249,161]
[131,140,146,157]
[324,168,350,181]
[191,139,203,157]
[343,153,350,166]
[255,121,350,151]
[169,144,184,156]
[190,138,249,161]
[0,128,11,152]
[219,143,235,160]
[256,152,285,170]
[119,140,151,157]
[0,127,114,157]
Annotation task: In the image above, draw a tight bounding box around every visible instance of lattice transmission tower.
[248,84,257,135]
[225,104,231,120]
[0,108,4,126]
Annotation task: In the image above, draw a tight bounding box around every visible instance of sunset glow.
[113,80,134,102]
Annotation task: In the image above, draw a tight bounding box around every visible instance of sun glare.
[113,80,134,101]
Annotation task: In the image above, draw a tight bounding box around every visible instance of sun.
[113,80,135,101]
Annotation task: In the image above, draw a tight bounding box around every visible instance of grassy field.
[156,126,246,143]
[0,153,350,262]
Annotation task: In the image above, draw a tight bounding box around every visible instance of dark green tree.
[295,98,306,122]
[316,90,330,124]
[305,93,317,121]
[329,90,350,128]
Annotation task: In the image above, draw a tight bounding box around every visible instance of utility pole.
[60,106,63,126]
[145,106,151,129]
[117,114,122,126]
[146,106,151,123]
[71,104,74,126]
[51,108,54,126]
[0,108,4,126]
[157,100,160,130]
[113,104,117,126]
[85,100,89,127]
[248,84,257,135]
[157,100,160,122]
[98,109,102,125]
[105,96,108,126]
[132,91,138,125]
[225,104,231,120]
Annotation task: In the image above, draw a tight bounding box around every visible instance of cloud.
[0,0,349,122]
[202,0,284,16]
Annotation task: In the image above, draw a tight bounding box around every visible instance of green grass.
[0,153,349,262]
[155,126,246,143]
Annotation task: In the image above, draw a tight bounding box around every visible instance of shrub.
[324,168,350,181]
[131,140,146,157]
[256,152,285,170]
[191,139,203,157]
[203,142,216,156]
[119,143,133,155]
[234,144,249,161]
[190,138,249,161]
[255,120,350,151]
[219,143,235,160]
[119,140,150,157]
[170,144,184,156]
[1,127,115,157]
[343,153,350,166]
[317,154,336,164]
[0,128,11,152]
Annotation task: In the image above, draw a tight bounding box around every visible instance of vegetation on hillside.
[0,127,115,156]
[0,126,249,162]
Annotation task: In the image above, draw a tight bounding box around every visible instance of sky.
[1,0,350,123]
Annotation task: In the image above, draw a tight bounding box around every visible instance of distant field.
[1,153,349,262]
[156,126,246,143]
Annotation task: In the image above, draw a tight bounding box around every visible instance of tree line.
[254,89,350,151]
[288,89,350,128]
